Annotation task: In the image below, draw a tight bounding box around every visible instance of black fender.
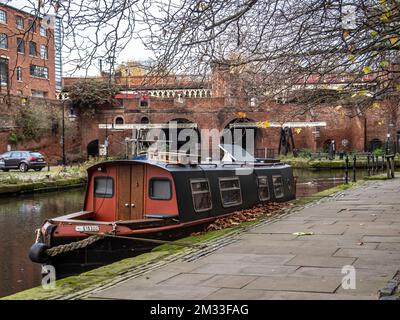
[29,242,49,263]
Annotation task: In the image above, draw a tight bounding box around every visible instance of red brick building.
[0,3,56,99]
[61,63,400,160]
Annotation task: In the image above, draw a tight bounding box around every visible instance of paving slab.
[377,242,400,251]
[285,255,356,268]
[189,263,299,277]
[200,275,257,289]
[158,273,215,286]
[293,266,394,280]
[335,279,389,296]
[362,236,400,243]
[218,243,339,256]
[90,283,219,300]
[199,253,295,265]
[85,179,400,300]
[243,276,340,293]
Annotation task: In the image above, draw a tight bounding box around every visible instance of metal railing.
[345,153,396,183]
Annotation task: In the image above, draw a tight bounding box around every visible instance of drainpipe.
[364,115,368,152]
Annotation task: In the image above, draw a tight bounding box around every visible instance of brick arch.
[114,115,125,125]
[220,117,264,154]
[220,116,256,131]
[165,116,199,127]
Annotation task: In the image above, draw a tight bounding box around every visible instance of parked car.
[0,151,46,172]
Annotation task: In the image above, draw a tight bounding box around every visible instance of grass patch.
[364,174,389,181]
[0,177,86,196]
[2,251,169,300]
[282,155,400,170]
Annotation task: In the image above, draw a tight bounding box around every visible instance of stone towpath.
[87,179,400,300]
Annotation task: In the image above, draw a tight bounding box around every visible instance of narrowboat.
[29,156,296,275]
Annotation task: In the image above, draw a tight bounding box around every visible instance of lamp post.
[61,98,76,166]
[105,117,109,160]
[61,101,65,165]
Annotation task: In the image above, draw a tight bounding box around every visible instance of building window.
[40,45,48,59]
[114,116,124,125]
[16,16,24,29]
[272,175,284,199]
[190,179,212,212]
[258,176,270,201]
[40,25,47,37]
[30,65,48,79]
[17,38,24,54]
[0,58,8,86]
[16,67,22,81]
[29,41,37,56]
[0,33,8,49]
[28,19,36,33]
[31,90,47,98]
[149,179,172,200]
[139,96,149,107]
[94,177,114,198]
[219,177,242,207]
[140,116,150,124]
[0,10,6,24]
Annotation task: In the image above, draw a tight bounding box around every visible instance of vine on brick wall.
[65,80,120,118]
[14,105,74,142]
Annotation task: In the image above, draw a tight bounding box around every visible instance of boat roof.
[87,159,291,173]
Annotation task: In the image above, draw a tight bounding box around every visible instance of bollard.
[353,154,357,182]
[345,155,349,184]
[386,156,390,179]
[391,156,395,178]
[367,154,371,176]
[371,155,375,174]
[381,155,384,173]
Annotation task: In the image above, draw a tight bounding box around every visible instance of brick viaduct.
[1,92,399,162]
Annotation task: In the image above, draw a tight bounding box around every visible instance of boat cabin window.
[258,176,270,201]
[149,178,172,200]
[219,177,242,207]
[94,177,114,198]
[190,179,212,212]
[272,175,284,199]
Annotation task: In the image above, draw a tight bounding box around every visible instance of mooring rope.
[44,232,207,257]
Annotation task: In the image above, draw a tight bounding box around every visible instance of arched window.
[115,116,124,125]
[140,116,149,124]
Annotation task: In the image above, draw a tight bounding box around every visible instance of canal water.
[0,168,369,298]
[0,189,84,298]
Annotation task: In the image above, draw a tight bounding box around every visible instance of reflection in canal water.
[294,168,367,197]
[0,168,369,298]
[0,188,84,298]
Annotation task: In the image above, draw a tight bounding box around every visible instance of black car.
[0,151,47,172]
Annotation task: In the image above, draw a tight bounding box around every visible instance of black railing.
[366,154,386,176]
[345,153,396,183]
[385,154,395,179]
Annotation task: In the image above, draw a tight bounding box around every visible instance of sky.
[3,0,152,76]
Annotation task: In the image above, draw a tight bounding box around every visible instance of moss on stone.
[284,157,391,169]
[363,174,391,181]
[2,251,170,300]
[0,177,86,196]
